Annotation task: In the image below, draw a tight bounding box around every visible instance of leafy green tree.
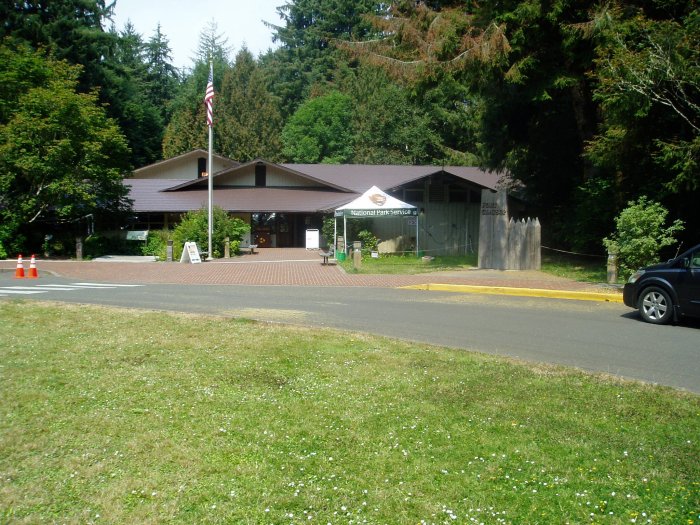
[0,44,131,254]
[281,91,353,163]
[0,1,179,168]
[587,6,699,194]
[218,48,284,161]
[603,196,684,278]
[172,206,249,259]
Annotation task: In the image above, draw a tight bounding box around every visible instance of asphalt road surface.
[1,274,698,393]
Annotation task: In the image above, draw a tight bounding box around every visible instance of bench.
[239,244,258,255]
[319,249,335,265]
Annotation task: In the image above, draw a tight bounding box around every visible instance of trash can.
[336,252,346,262]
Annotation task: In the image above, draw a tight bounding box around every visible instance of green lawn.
[541,252,613,284]
[339,253,478,274]
[341,251,617,284]
[1,302,697,524]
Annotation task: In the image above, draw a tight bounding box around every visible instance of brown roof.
[125,180,349,213]
[126,158,502,214]
[165,159,350,193]
[282,164,500,193]
[131,149,238,176]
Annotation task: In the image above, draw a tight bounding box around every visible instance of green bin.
[336,252,346,262]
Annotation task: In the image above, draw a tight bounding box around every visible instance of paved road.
[2,274,698,393]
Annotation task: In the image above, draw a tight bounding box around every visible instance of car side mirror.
[681,257,690,269]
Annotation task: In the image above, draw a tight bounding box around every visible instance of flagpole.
[205,61,214,261]
[207,119,213,261]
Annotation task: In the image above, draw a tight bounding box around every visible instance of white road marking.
[0,289,46,294]
[0,282,144,296]
[70,283,143,287]
[35,285,88,290]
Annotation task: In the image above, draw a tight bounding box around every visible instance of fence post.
[607,251,618,284]
[224,237,230,259]
[533,218,541,270]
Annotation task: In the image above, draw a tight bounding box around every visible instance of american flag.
[204,63,214,127]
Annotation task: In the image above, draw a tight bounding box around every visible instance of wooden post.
[353,241,362,270]
[534,218,541,270]
[607,251,618,284]
[478,189,508,269]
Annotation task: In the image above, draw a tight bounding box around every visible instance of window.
[198,158,206,178]
[690,250,700,268]
[449,186,468,203]
[255,163,266,187]
[404,189,424,204]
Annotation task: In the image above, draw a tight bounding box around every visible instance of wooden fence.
[478,190,541,270]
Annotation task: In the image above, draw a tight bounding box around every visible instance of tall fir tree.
[163,23,232,158]
[218,48,284,162]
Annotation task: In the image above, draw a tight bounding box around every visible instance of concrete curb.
[400,283,624,303]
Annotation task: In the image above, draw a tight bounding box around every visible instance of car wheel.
[638,286,673,324]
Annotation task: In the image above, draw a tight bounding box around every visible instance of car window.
[691,251,700,268]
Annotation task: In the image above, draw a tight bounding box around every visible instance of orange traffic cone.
[14,254,25,279]
[27,254,39,278]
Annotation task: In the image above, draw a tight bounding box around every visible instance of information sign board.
[180,242,202,264]
[305,229,320,250]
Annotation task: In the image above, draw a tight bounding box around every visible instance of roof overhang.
[162,159,352,193]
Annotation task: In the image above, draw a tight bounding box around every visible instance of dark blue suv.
[623,243,700,324]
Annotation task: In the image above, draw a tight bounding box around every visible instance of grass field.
[1,301,697,524]
[339,251,614,284]
[339,253,478,274]
[540,252,612,284]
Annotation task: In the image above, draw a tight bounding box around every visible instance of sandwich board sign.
[180,242,202,264]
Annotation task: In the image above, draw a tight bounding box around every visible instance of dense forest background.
[1,0,697,256]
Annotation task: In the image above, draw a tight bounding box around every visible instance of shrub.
[142,229,170,259]
[357,230,379,257]
[83,233,141,259]
[603,196,684,278]
[321,216,335,249]
[172,207,249,259]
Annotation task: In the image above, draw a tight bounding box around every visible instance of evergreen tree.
[102,21,165,167]
[163,23,232,157]
[262,0,383,117]
[0,0,116,93]
[0,0,175,168]
[218,48,284,162]
[339,0,699,249]
[349,66,441,164]
[145,24,180,123]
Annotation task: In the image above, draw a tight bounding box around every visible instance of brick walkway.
[1,248,616,293]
